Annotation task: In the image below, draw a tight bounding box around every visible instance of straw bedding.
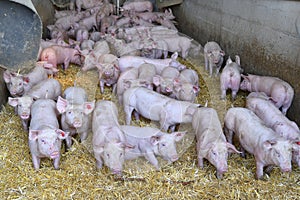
[0,54,299,199]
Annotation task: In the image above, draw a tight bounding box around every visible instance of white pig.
[26,78,62,100]
[203,41,225,77]
[123,87,201,132]
[173,69,200,102]
[92,100,134,174]
[220,56,243,100]
[56,87,95,148]
[3,66,48,97]
[153,66,180,95]
[121,125,186,170]
[118,52,186,74]
[29,99,68,170]
[240,74,294,115]
[246,93,300,167]
[189,107,240,179]
[8,96,34,130]
[224,107,295,179]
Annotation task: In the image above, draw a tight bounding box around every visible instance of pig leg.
[65,136,72,149]
[224,127,233,144]
[53,156,60,169]
[133,111,140,121]
[220,88,227,100]
[63,58,71,70]
[204,54,209,71]
[160,112,171,132]
[281,101,292,116]
[80,132,88,142]
[22,119,29,131]
[100,80,105,94]
[124,105,134,125]
[215,65,221,77]
[145,151,160,170]
[209,62,214,77]
[31,155,40,170]
[231,90,238,101]
[264,165,274,176]
[255,161,265,180]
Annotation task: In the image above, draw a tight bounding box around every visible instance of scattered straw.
[0,56,299,199]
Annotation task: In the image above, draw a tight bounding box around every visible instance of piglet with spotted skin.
[56,87,95,148]
[29,99,69,170]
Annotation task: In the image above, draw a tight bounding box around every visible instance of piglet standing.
[92,100,134,174]
[246,93,300,167]
[240,74,294,115]
[8,96,34,131]
[29,99,69,170]
[189,107,240,179]
[7,78,62,131]
[40,45,82,70]
[121,125,186,170]
[203,41,225,77]
[96,54,120,94]
[224,107,295,179]
[220,56,243,100]
[56,87,95,148]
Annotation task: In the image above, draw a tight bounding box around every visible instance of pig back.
[225,108,280,154]
[63,86,87,104]
[30,99,59,130]
[192,107,225,141]
[26,78,62,100]
[92,100,119,129]
[27,66,48,86]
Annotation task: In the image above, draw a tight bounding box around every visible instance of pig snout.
[21,113,30,119]
[170,155,179,162]
[165,87,173,93]
[50,151,60,159]
[112,168,122,175]
[73,119,82,128]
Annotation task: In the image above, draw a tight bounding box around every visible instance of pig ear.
[226,142,242,154]
[226,57,232,65]
[220,50,225,56]
[114,63,120,71]
[56,96,68,114]
[173,131,187,142]
[8,97,19,107]
[3,70,12,83]
[47,25,54,31]
[120,143,135,152]
[192,85,200,94]
[185,105,197,116]
[292,141,300,151]
[94,145,104,154]
[171,52,178,60]
[235,55,241,65]
[83,100,95,115]
[29,130,40,141]
[56,129,69,139]
[241,74,249,80]
[123,79,133,89]
[23,76,30,84]
[150,136,161,145]
[263,140,277,150]
[152,75,161,86]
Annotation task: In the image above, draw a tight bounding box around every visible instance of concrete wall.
[173,0,300,123]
